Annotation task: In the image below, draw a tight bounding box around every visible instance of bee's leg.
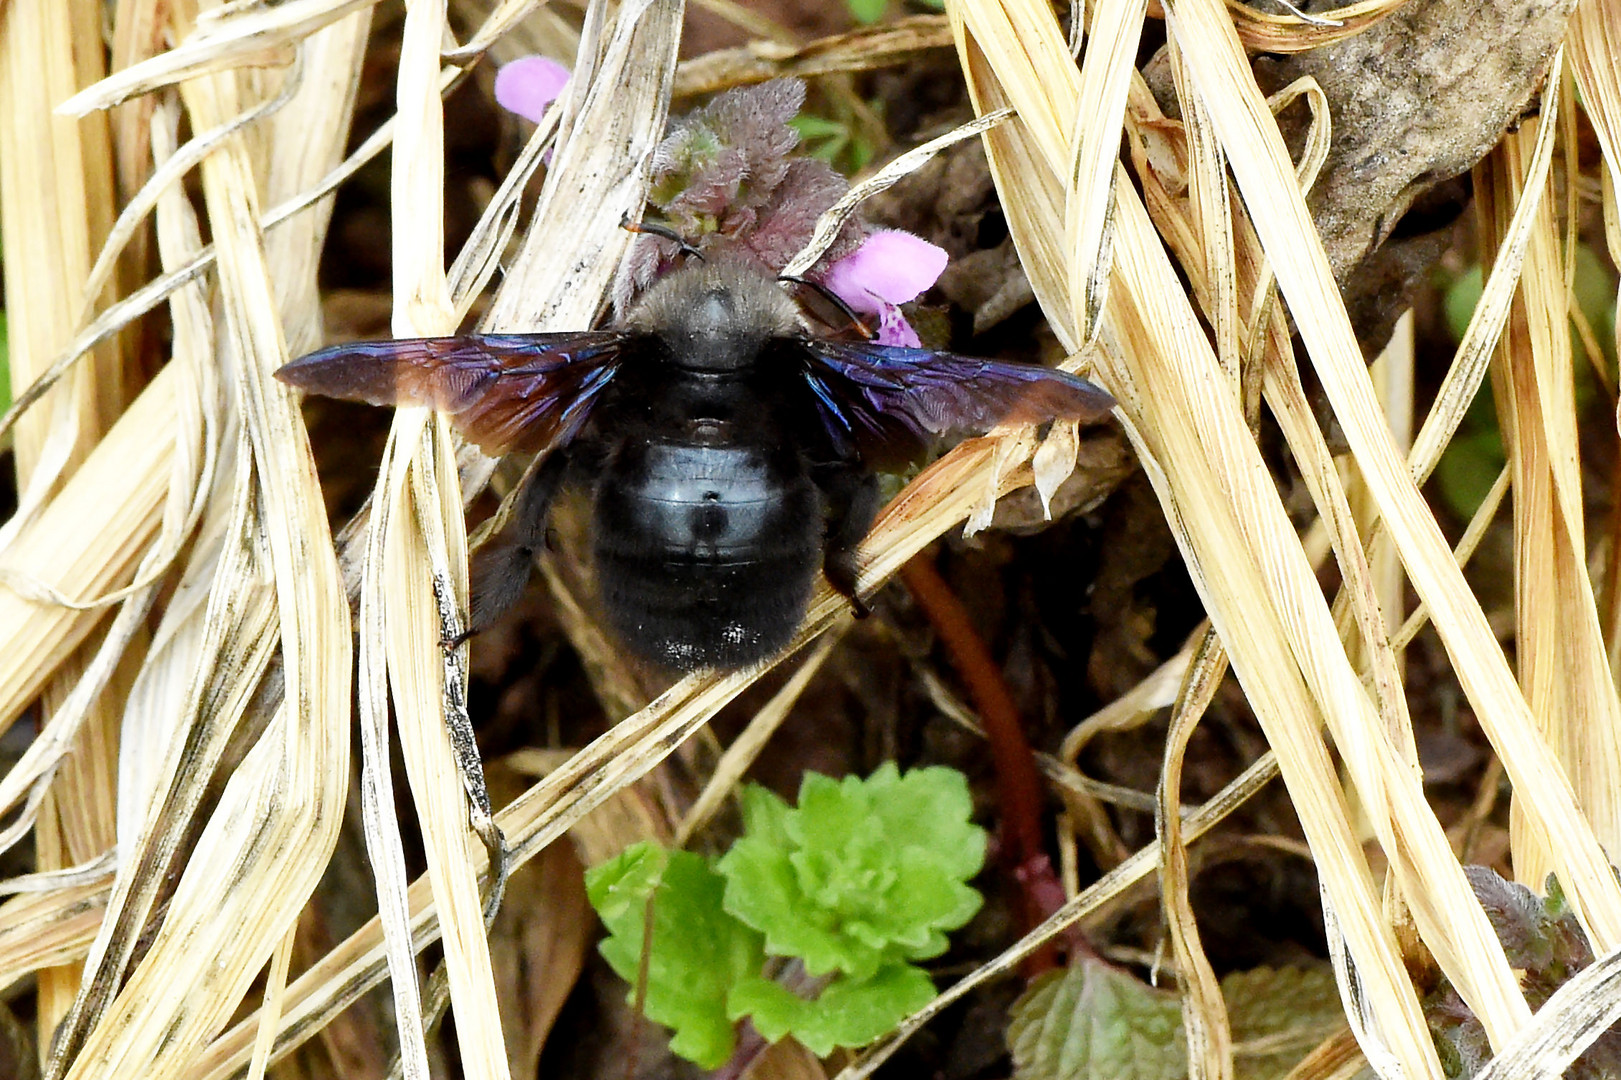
[815,465,881,618]
[457,450,570,643]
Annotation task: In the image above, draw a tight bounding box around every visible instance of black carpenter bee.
[277,258,1114,671]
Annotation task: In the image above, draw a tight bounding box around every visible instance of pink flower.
[822,230,948,347]
[494,56,571,123]
[873,303,922,347]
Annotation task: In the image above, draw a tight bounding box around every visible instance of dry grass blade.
[0,145,217,849]
[247,929,297,1080]
[386,418,502,1078]
[955,0,1454,1061]
[0,855,114,896]
[1390,466,1511,654]
[354,415,431,1070]
[1103,245,1461,1068]
[263,10,374,353]
[1066,0,1144,344]
[0,380,174,739]
[0,0,124,487]
[75,58,304,334]
[484,0,685,333]
[1168,37,1238,386]
[1477,93,1621,885]
[672,14,955,97]
[49,415,277,1075]
[444,0,549,60]
[1569,0,1621,201]
[1407,87,1560,487]
[1060,638,1193,758]
[356,424,432,1079]
[447,108,561,320]
[58,0,371,116]
[0,883,108,995]
[0,58,438,450]
[0,6,129,991]
[950,9,1081,352]
[0,115,218,629]
[1227,0,1407,51]
[1158,631,1235,1080]
[1264,336,1412,750]
[352,0,503,1072]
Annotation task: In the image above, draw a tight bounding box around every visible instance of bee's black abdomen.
[593,439,821,671]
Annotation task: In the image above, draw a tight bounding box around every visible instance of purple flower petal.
[822,229,948,314]
[495,56,571,123]
[872,301,922,347]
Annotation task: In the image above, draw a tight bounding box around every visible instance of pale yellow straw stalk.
[0,0,132,1051]
[1476,111,1621,887]
[361,1,503,1075]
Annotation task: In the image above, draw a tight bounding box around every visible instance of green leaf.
[1223,966,1345,1080]
[585,844,765,1069]
[718,765,986,980]
[788,115,849,142]
[1007,962,1345,1080]
[1572,242,1616,365]
[1007,959,1187,1080]
[789,115,852,168]
[729,963,937,1056]
[1443,245,1616,378]
[1441,264,1483,346]
[846,0,887,24]
[1433,427,1505,521]
[846,133,876,172]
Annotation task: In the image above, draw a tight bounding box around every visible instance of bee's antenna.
[778,274,873,340]
[619,214,706,262]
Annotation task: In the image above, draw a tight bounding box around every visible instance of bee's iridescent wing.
[796,338,1114,470]
[276,332,627,454]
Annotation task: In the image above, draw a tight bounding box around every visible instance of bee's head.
[623,261,799,372]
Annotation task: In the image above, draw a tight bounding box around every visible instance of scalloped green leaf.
[585,843,765,1069]
[1009,962,1347,1080]
[1223,966,1345,1080]
[718,765,986,980]
[729,963,938,1056]
[1007,960,1186,1080]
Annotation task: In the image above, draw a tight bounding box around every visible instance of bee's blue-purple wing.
[797,338,1114,470]
[276,332,626,454]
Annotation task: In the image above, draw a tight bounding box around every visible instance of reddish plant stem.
[900,551,1061,975]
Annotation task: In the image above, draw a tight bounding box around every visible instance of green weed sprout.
[584,764,987,1069]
